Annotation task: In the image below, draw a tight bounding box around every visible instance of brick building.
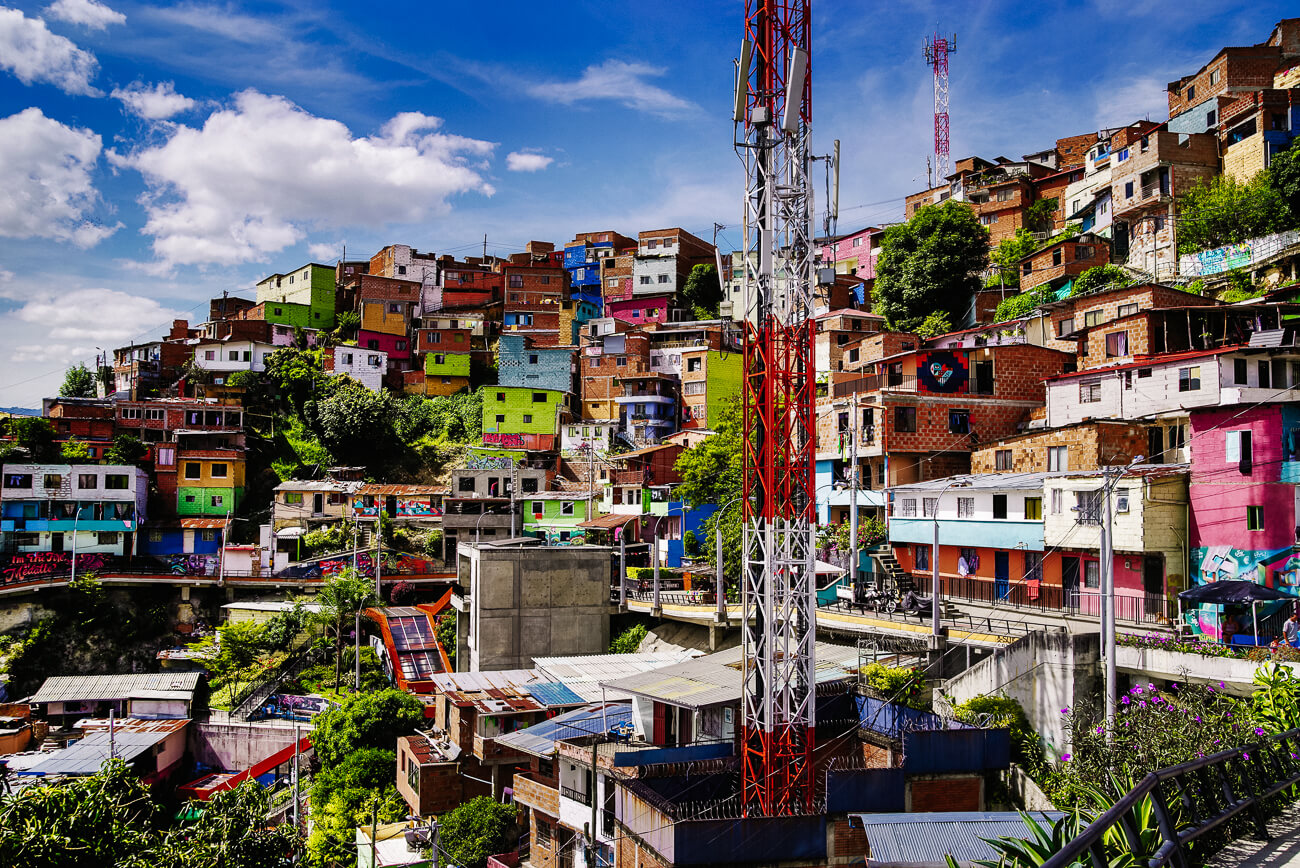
[1019,232,1110,293]
[970,420,1149,474]
[579,331,652,422]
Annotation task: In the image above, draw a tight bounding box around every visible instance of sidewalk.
[1207,808,1300,868]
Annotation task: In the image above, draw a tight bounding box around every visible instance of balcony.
[560,785,591,806]
[831,372,917,398]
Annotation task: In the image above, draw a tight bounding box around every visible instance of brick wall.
[971,420,1149,474]
[828,817,869,866]
[1050,285,1216,341]
[1167,46,1282,116]
[1055,132,1098,169]
[908,775,983,812]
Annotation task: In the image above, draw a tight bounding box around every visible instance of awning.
[275,526,306,538]
[579,513,642,530]
[178,518,229,529]
[1178,580,1293,604]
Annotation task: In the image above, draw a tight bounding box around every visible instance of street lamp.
[68,502,89,587]
[614,514,640,607]
[930,478,972,639]
[1101,455,1145,744]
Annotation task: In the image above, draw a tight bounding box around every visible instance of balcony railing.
[560,785,591,806]
[929,574,1172,625]
[831,372,916,398]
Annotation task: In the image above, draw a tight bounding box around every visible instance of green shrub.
[952,694,1047,779]
[859,663,926,710]
[1071,264,1130,296]
[626,566,683,582]
[610,623,648,654]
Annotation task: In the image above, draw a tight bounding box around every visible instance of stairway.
[230,640,322,721]
[872,550,914,596]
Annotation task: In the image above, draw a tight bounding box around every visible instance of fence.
[1043,727,1300,868]
[1178,229,1300,278]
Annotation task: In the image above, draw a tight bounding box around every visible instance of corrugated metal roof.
[853,812,1064,865]
[25,729,173,776]
[524,682,585,708]
[31,673,202,705]
[495,702,633,758]
[599,643,859,710]
[891,472,1048,492]
[534,650,703,701]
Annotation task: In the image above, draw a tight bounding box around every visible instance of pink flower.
[1255,727,1266,736]
[1061,753,1072,761]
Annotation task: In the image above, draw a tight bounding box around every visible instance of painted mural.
[482,432,525,448]
[917,351,968,394]
[463,454,517,470]
[542,529,587,547]
[164,553,220,576]
[1188,544,1300,639]
[1,552,106,584]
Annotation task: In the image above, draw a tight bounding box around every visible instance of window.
[995,449,1013,471]
[899,499,917,517]
[396,341,406,351]
[922,497,938,517]
[1075,245,1095,260]
[639,275,652,285]
[1225,430,1253,471]
[495,414,505,423]
[1105,332,1128,357]
[957,496,974,517]
[184,494,197,504]
[105,474,129,490]
[97,532,119,545]
[434,354,446,365]
[1235,358,1248,384]
[121,407,140,420]
[210,495,224,507]
[1051,488,1063,515]
[536,821,552,849]
[508,274,524,288]
[1185,85,1195,101]
[210,463,228,478]
[1024,496,1043,520]
[992,494,1008,519]
[1080,381,1101,403]
[43,474,62,490]
[1115,487,1130,513]
[915,545,930,571]
[1083,310,1101,328]
[1083,559,1100,589]
[1023,550,1043,583]
[531,501,544,517]
[1178,366,1201,392]
[1259,360,1271,389]
[184,462,201,480]
[1124,181,1134,199]
[1047,445,1068,472]
[285,492,303,504]
[658,274,670,284]
[341,352,353,365]
[1076,490,1103,525]
[523,414,533,424]
[539,275,551,285]
[561,501,575,516]
[948,409,970,434]
[1052,248,1062,266]
[1209,68,1220,86]
[496,391,506,401]
[1247,505,1264,531]
[521,478,538,494]
[78,474,97,489]
[616,356,627,367]
[145,408,164,421]
[894,407,916,432]
[1057,317,1075,337]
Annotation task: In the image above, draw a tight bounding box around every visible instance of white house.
[327,346,387,391]
[192,340,276,377]
[561,421,619,457]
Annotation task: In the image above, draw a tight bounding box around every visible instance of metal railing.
[1043,727,1300,868]
[560,785,591,806]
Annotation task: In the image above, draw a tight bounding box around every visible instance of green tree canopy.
[681,263,723,320]
[1071,264,1131,296]
[3,416,58,462]
[59,362,97,398]
[437,796,518,868]
[105,433,149,465]
[1269,143,1300,224]
[873,199,989,331]
[263,347,321,413]
[673,402,743,510]
[1177,171,1291,254]
[310,688,423,769]
[314,567,382,691]
[988,227,1039,287]
[61,438,92,461]
[314,377,400,468]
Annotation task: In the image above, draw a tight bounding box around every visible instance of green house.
[522,494,593,546]
[481,386,567,449]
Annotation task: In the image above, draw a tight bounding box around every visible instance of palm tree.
[316,568,381,690]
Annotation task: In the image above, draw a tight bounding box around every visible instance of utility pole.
[849,405,859,594]
[1102,466,1117,745]
[924,32,957,183]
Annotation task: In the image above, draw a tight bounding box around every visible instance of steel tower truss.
[737,0,817,818]
[924,33,955,183]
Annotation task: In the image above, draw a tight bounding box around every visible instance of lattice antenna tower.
[924,32,957,183]
[732,0,818,817]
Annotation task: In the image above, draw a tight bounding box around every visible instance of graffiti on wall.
[320,553,374,577]
[916,351,968,394]
[1188,544,1300,639]
[262,694,332,720]
[483,432,525,448]
[397,499,440,517]
[1,552,106,583]
[352,499,379,516]
[1195,242,1252,276]
[463,454,517,470]
[165,553,219,576]
[543,529,587,547]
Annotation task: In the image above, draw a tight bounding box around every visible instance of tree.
[1177,171,1291,253]
[333,311,360,342]
[158,781,299,867]
[1071,264,1131,296]
[913,311,952,338]
[61,438,91,461]
[315,568,382,691]
[105,433,148,465]
[314,377,399,468]
[1271,143,1300,220]
[437,796,518,868]
[988,227,1039,287]
[59,363,97,398]
[188,619,267,703]
[309,688,423,768]
[264,347,321,414]
[681,263,723,320]
[4,416,58,461]
[873,200,989,331]
[674,404,745,598]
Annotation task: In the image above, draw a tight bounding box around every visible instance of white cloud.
[0,7,100,96]
[111,81,197,120]
[527,60,698,119]
[0,107,119,246]
[1096,76,1169,128]
[111,90,498,268]
[45,0,125,30]
[308,241,343,261]
[506,151,553,172]
[15,288,182,347]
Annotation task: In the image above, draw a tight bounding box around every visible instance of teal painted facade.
[889,518,1044,551]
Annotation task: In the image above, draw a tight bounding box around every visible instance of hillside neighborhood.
[8,8,1300,868]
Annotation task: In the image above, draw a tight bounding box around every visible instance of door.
[1147,427,1164,464]
[994,551,1010,600]
[1062,557,1080,609]
[312,493,323,514]
[385,495,398,518]
[51,533,64,554]
[974,361,994,395]
[1143,555,1165,620]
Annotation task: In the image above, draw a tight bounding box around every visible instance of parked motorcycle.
[901,591,934,618]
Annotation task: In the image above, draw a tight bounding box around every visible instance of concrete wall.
[190,719,307,772]
[942,630,1099,758]
[460,544,611,671]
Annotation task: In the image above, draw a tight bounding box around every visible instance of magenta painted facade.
[606,295,671,326]
[820,226,882,280]
[1187,403,1300,638]
[269,324,322,347]
[358,329,411,363]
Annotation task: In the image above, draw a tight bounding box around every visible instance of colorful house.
[423,351,471,396]
[481,386,567,451]
[0,464,148,558]
[255,263,338,330]
[176,450,244,516]
[522,493,594,546]
[497,334,574,394]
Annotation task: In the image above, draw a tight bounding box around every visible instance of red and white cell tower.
[924,32,957,184]
[733,0,817,817]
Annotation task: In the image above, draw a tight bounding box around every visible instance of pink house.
[607,294,672,326]
[820,226,883,280]
[358,329,412,366]
[1188,402,1300,636]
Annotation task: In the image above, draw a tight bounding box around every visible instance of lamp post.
[614,515,640,607]
[931,478,972,639]
[1101,455,1145,744]
[474,507,498,545]
[68,502,88,586]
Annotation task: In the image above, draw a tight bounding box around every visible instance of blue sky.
[0,0,1294,407]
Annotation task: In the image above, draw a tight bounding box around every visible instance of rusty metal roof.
[427,670,583,714]
[358,484,448,496]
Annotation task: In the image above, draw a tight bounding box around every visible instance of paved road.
[1208,809,1300,868]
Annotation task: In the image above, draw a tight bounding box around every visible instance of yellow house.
[360,299,410,337]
